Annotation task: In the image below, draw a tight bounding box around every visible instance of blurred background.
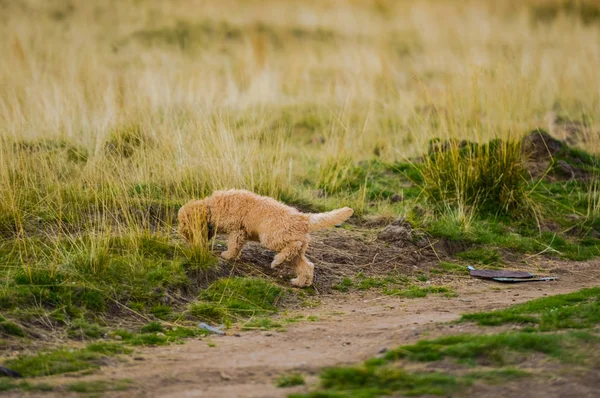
[1,0,599,221]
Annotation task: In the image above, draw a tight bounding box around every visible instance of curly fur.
[177,189,354,287]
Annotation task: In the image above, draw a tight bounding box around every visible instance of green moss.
[276,373,305,387]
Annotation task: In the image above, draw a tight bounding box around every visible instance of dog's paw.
[221,251,235,260]
[290,277,309,287]
[270,260,282,269]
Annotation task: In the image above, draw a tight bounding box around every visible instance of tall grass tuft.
[419,138,533,218]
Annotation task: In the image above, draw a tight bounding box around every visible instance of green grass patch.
[111,324,205,346]
[276,373,305,387]
[384,285,454,298]
[0,319,26,337]
[431,262,470,275]
[456,247,501,265]
[291,367,466,398]
[67,319,106,339]
[283,315,319,324]
[242,317,283,331]
[333,274,453,298]
[0,233,219,344]
[332,277,353,293]
[0,379,54,393]
[461,287,600,330]
[297,329,591,397]
[140,321,164,333]
[189,277,285,323]
[421,212,600,261]
[5,342,131,377]
[332,273,410,294]
[382,332,591,366]
[66,379,132,393]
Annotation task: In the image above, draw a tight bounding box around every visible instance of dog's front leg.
[271,241,304,268]
[221,230,247,260]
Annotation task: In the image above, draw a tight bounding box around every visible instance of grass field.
[1,0,600,390]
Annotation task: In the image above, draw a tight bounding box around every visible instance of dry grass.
[2,1,599,213]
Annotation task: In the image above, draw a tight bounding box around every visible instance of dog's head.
[178,200,214,244]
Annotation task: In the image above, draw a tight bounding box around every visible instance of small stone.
[234,333,241,337]
[557,160,575,179]
[378,347,388,354]
[113,335,123,341]
[157,332,166,337]
[133,357,144,361]
[377,218,414,246]
[390,193,403,203]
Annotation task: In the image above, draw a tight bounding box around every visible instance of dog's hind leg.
[270,241,304,268]
[221,230,247,260]
[291,256,314,287]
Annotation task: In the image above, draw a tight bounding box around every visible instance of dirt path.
[27,259,600,398]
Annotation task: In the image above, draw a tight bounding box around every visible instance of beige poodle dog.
[178,189,354,287]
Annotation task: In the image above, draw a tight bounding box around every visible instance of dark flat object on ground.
[468,266,558,283]
[469,269,535,279]
[491,276,559,283]
[0,366,22,378]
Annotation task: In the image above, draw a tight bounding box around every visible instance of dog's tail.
[307,207,354,232]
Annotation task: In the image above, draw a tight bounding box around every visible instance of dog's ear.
[178,201,211,245]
